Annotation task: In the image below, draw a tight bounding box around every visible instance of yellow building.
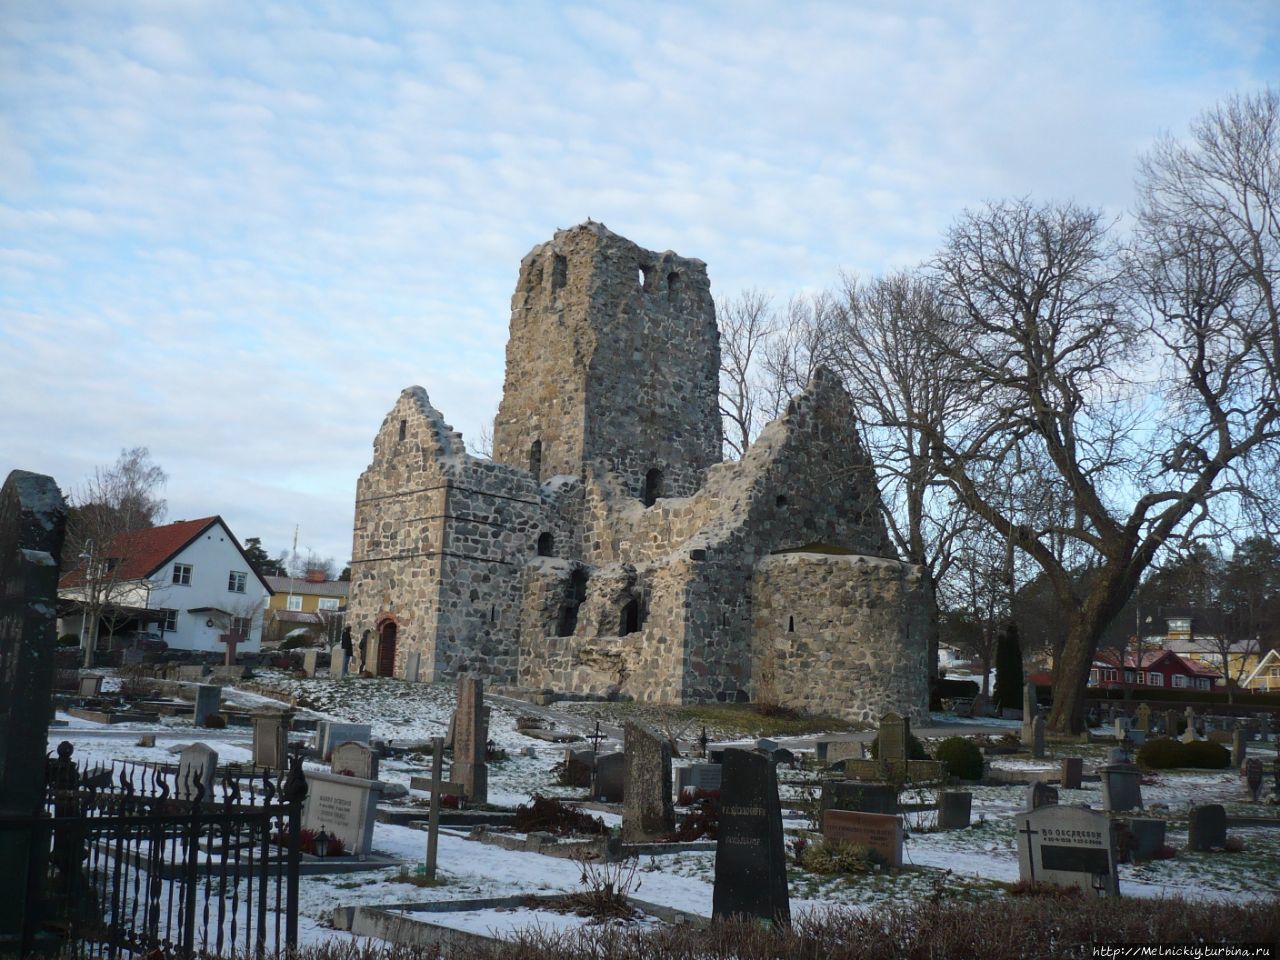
[263,574,348,645]
[1242,649,1280,693]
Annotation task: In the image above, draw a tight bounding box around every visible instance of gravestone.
[712,748,789,924]
[302,650,318,677]
[1100,764,1142,813]
[937,790,972,830]
[1016,804,1119,896]
[331,740,378,780]
[842,758,945,784]
[561,748,595,789]
[878,712,909,762]
[0,471,67,942]
[675,762,722,797]
[302,769,384,856]
[1022,682,1037,744]
[193,684,221,726]
[1181,707,1198,743]
[252,712,288,770]
[820,740,864,765]
[594,751,625,802]
[177,742,218,801]
[1207,729,1232,745]
[1244,758,1263,801]
[821,779,898,816]
[1113,717,1131,741]
[1117,817,1165,862]
[1231,728,1246,769]
[1164,709,1180,737]
[1128,729,1146,747]
[1032,714,1046,759]
[622,722,673,842]
[1107,746,1130,765]
[1135,703,1151,735]
[78,674,104,698]
[449,676,487,803]
[403,651,420,683]
[328,644,346,679]
[1061,757,1083,790]
[823,809,903,867]
[320,722,371,761]
[1187,804,1227,851]
[1026,781,1059,810]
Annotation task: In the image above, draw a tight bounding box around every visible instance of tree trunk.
[1048,567,1134,734]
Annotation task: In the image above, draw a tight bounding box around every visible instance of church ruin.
[347,222,934,722]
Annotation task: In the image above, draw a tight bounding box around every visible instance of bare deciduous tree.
[920,90,1280,732]
[717,289,777,459]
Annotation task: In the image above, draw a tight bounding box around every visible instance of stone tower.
[491,221,722,501]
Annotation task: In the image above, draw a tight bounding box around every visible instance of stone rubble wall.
[750,552,932,724]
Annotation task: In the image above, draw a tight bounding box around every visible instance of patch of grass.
[394,865,448,888]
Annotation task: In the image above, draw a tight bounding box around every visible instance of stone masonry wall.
[750,552,932,724]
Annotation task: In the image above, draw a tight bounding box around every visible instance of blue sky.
[2,1,1277,565]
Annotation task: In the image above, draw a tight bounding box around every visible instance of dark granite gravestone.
[449,676,487,803]
[820,779,898,815]
[0,470,67,949]
[1119,817,1166,862]
[561,748,595,789]
[712,749,789,925]
[937,790,972,830]
[1100,764,1142,813]
[622,723,673,841]
[193,683,221,725]
[1164,709,1180,738]
[1026,781,1059,810]
[1031,714,1046,759]
[1188,804,1227,851]
[595,751,624,802]
[675,762,722,797]
[1060,757,1083,790]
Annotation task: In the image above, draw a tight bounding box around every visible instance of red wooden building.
[1089,649,1220,691]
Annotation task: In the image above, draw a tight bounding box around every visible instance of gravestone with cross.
[1181,707,1198,744]
[1135,703,1151,735]
[1016,804,1119,896]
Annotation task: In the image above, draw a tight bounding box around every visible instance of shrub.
[512,794,606,836]
[931,677,980,709]
[935,737,984,780]
[1136,737,1230,770]
[869,733,929,760]
[1136,738,1185,770]
[1181,739,1230,769]
[798,838,885,874]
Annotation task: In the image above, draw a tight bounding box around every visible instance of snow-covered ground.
[48,670,1280,949]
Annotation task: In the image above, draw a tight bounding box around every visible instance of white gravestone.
[331,740,378,780]
[177,742,218,801]
[1016,804,1119,896]
[329,644,347,679]
[320,722,371,761]
[302,770,383,857]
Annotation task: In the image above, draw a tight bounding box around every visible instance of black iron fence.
[4,742,306,958]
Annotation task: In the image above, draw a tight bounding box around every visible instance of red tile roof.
[59,517,219,588]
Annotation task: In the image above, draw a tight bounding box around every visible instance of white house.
[59,516,273,655]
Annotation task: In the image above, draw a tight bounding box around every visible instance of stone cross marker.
[177,742,218,801]
[622,722,673,842]
[878,712,909,763]
[1182,707,1198,743]
[332,740,378,780]
[1016,804,1119,896]
[712,748,789,924]
[0,471,67,942]
[193,684,221,726]
[1031,714,1046,759]
[1135,703,1151,734]
[449,676,487,803]
[252,713,288,770]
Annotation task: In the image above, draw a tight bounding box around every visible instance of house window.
[1172,674,1187,688]
[286,595,303,611]
[1124,670,1135,684]
[228,571,247,593]
[161,609,178,633]
[1167,618,1191,635]
[1089,669,1099,683]
[172,563,192,586]
[317,597,340,611]
[230,616,252,636]
[1196,677,1210,690]
[1135,671,1145,685]
[1148,672,1163,687]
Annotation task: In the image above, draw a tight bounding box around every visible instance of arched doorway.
[377,621,398,677]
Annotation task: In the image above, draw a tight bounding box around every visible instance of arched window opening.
[775,494,788,508]
[529,439,542,482]
[638,265,650,291]
[398,419,407,441]
[642,468,663,507]
[557,569,589,638]
[666,271,680,299]
[787,615,795,633]
[537,532,554,557]
[552,254,567,292]
[620,598,640,636]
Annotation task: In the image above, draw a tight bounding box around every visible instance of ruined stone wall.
[750,552,932,724]
[492,222,721,499]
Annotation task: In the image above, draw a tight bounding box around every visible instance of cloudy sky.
[2,2,1277,566]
